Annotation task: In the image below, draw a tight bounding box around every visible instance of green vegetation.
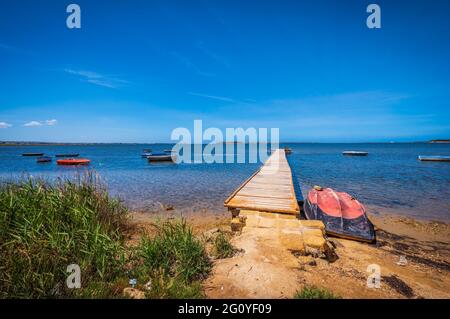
[133,220,211,298]
[0,174,128,298]
[0,175,211,299]
[294,285,341,299]
[213,231,235,259]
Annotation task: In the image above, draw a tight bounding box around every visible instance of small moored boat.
[56,158,91,165]
[342,151,368,156]
[304,186,376,243]
[22,152,44,156]
[55,153,79,157]
[141,152,152,157]
[284,147,292,155]
[147,152,176,162]
[37,156,52,163]
[418,155,450,162]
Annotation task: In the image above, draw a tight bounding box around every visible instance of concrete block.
[303,234,327,251]
[301,227,324,238]
[298,220,325,230]
[277,219,302,229]
[279,232,305,252]
[258,217,279,228]
[244,215,260,228]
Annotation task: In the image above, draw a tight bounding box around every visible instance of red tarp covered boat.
[56,158,90,166]
[304,187,376,243]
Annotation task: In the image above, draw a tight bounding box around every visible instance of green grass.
[294,286,341,299]
[213,231,235,259]
[0,175,212,299]
[133,219,211,299]
[0,174,128,298]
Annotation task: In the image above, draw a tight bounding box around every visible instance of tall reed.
[0,173,128,298]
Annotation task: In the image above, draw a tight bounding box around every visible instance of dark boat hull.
[37,156,52,163]
[22,153,44,156]
[304,188,376,243]
[342,151,368,156]
[147,154,175,162]
[55,154,79,157]
[418,156,450,162]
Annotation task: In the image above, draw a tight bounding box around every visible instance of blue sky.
[0,0,449,143]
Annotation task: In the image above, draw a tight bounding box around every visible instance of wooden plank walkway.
[224,149,300,215]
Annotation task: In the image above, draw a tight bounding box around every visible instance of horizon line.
[1,140,448,146]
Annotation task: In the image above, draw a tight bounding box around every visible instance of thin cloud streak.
[0,43,26,54]
[188,92,237,103]
[64,69,129,89]
[170,52,215,77]
[0,122,12,128]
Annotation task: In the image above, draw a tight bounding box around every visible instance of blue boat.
[141,152,152,157]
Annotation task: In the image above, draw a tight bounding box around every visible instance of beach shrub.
[213,231,235,259]
[294,285,341,299]
[134,219,210,298]
[0,174,128,298]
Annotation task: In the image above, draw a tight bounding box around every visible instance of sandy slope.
[129,211,450,299]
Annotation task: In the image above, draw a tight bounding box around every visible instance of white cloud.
[45,119,58,126]
[188,92,237,103]
[24,119,58,127]
[24,121,43,127]
[0,122,12,128]
[64,69,128,89]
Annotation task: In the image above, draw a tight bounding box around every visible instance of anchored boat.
[141,152,152,157]
[342,151,368,156]
[56,158,91,165]
[37,156,52,163]
[22,152,44,156]
[304,186,376,243]
[147,152,176,162]
[418,155,450,162]
[55,153,79,157]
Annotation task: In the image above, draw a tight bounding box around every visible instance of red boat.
[56,158,91,166]
[303,187,376,243]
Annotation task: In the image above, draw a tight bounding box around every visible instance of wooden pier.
[224,149,300,215]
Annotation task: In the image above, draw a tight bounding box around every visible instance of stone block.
[298,220,325,230]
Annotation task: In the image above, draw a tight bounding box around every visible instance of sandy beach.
[128,209,450,299]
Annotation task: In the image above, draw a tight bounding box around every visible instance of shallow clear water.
[1,143,449,221]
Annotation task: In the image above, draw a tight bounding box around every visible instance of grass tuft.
[134,219,211,298]
[294,285,341,299]
[213,231,235,259]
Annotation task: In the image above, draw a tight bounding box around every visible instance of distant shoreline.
[1,140,449,146]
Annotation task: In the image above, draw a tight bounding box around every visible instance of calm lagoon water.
[0,143,449,221]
